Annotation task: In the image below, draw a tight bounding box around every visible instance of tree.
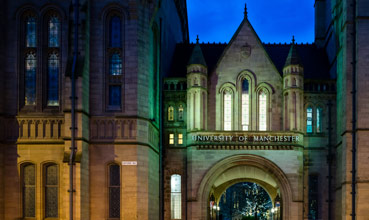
[219,182,272,220]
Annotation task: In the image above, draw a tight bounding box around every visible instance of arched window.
[224,91,232,131]
[26,17,37,47]
[168,106,174,121]
[110,16,122,47]
[22,163,36,218]
[306,107,313,133]
[178,105,184,121]
[109,164,121,218]
[241,79,250,131]
[259,90,267,131]
[106,14,123,110]
[48,16,60,47]
[47,52,59,106]
[25,52,37,105]
[171,174,181,219]
[316,107,322,133]
[44,163,58,217]
[292,78,297,87]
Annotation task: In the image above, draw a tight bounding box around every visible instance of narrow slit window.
[259,91,267,131]
[307,107,313,133]
[47,52,59,106]
[168,106,174,121]
[48,16,60,47]
[171,174,181,219]
[45,164,58,217]
[178,105,184,121]
[109,164,121,218]
[26,17,37,47]
[110,16,122,48]
[25,52,37,105]
[224,91,232,131]
[23,164,36,218]
[241,79,250,131]
[316,108,322,133]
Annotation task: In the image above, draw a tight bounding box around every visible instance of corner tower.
[283,37,304,131]
[187,37,208,130]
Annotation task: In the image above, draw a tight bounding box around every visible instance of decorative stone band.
[196,145,297,150]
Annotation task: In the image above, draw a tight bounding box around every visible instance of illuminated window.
[316,108,322,133]
[178,134,183,145]
[241,79,250,131]
[26,17,37,47]
[109,53,122,76]
[178,105,184,121]
[48,16,60,47]
[169,133,174,145]
[224,91,232,131]
[168,106,174,121]
[171,174,181,219]
[25,52,37,105]
[44,164,58,217]
[22,163,36,218]
[109,164,120,218]
[307,107,313,133]
[47,52,59,106]
[259,91,267,131]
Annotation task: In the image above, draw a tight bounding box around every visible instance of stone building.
[0,0,368,220]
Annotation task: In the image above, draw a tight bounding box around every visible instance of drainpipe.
[351,0,357,219]
[69,0,79,219]
[327,100,333,220]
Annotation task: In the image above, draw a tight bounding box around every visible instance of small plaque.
[122,161,137,166]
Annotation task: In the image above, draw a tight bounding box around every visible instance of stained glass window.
[109,86,121,107]
[26,17,37,47]
[178,105,184,121]
[307,107,313,133]
[25,53,37,105]
[178,134,183,145]
[110,16,122,48]
[169,133,174,145]
[109,164,120,218]
[45,164,58,217]
[241,79,250,131]
[47,52,59,106]
[48,16,60,47]
[316,108,322,133]
[171,174,181,219]
[308,175,319,219]
[168,106,174,121]
[224,91,232,131]
[259,91,267,131]
[109,53,122,75]
[23,164,36,217]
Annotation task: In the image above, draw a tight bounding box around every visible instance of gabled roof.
[168,42,333,80]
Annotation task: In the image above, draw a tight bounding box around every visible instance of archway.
[197,155,293,220]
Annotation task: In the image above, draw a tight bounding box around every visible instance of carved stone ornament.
[241,42,252,58]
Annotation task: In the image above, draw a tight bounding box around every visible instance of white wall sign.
[122,161,137,165]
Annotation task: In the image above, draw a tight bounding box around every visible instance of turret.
[283,36,304,131]
[187,36,208,130]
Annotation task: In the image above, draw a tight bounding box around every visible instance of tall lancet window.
[109,164,121,218]
[307,107,313,133]
[47,52,59,106]
[171,174,181,219]
[316,108,322,133]
[241,79,250,131]
[44,164,58,217]
[110,16,122,47]
[25,52,37,105]
[259,91,267,131]
[224,91,232,131]
[22,163,36,218]
[26,17,37,47]
[48,16,60,47]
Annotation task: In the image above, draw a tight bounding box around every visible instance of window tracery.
[171,174,181,219]
[44,163,58,217]
[22,163,36,217]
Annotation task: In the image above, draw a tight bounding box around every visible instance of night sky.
[187,0,315,44]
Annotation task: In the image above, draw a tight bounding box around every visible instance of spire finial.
[292,35,295,45]
[196,35,199,44]
[244,3,248,18]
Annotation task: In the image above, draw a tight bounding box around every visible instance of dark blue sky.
[187,0,315,44]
